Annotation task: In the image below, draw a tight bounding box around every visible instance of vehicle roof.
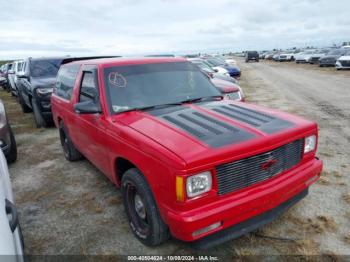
[28,56,67,61]
[66,57,187,67]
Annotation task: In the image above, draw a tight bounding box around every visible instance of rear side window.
[55,64,80,100]
[79,72,99,103]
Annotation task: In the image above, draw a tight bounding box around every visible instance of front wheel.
[6,126,17,163]
[18,92,32,113]
[121,168,169,246]
[32,98,47,128]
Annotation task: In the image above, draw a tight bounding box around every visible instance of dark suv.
[17,57,64,127]
[245,51,259,62]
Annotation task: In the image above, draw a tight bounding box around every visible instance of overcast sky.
[1,0,349,60]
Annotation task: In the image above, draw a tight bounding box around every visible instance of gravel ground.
[1,59,350,258]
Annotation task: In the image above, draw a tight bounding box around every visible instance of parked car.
[224,57,237,66]
[188,59,244,98]
[0,66,7,87]
[0,100,17,163]
[308,49,330,64]
[52,57,322,248]
[245,51,259,62]
[0,149,24,260]
[0,63,13,92]
[320,49,348,67]
[188,58,232,79]
[7,60,25,97]
[272,53,281,61]
[335,50,350,70]
[264,52,276,60]
[211,78,244,102]
[205,57,241,78]
[197,58,230,76]
[278,52,295,62]
[16,57,65,127]
[295,50,316,63]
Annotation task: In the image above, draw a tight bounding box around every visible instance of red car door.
[70,66,110,175]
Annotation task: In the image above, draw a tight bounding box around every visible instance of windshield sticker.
[108,72,127,88]
[112,105,130,112]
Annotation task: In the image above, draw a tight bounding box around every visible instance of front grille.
[340,60,350,67]
[216,139,304,195]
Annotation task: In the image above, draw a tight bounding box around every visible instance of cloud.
[0,0,349,59]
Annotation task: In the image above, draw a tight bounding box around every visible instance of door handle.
[5,199,19,233]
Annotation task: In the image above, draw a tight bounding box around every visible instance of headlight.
[224,73,230,76]
[304,135,316,153]
[36,87,53,96]
[186,171,212,198]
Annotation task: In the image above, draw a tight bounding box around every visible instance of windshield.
[205,58,223,67]
[30,59,62,78]
[191,60,215,73]
[104,62,221,113]
[328,49,344,55]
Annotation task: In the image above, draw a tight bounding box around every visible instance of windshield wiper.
[115,96,223,114]
[116,102,183,114]
[180,95,223,104]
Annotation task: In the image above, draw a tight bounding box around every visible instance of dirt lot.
[1,59,350,257]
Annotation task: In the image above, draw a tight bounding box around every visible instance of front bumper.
[229,71,241,78]
[336,61,350,69]
[320,60,336,66]
[166,157,322,244]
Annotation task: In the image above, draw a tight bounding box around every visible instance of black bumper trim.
[192,188,308,249]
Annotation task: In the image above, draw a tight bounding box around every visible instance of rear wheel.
[121,168,169,246]
[32,98,47,128]
[59,122,83,161]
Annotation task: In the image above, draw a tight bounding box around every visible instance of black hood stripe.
[202,103,294,134]
[149,106,255,148]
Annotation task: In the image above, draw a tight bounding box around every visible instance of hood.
[338,55,350,61]
[31,76,56,89]
[211,78,239,93]
[113,101,316,168]
[310,53,325,58]
[212,66,228,74]
[223,65,240,73]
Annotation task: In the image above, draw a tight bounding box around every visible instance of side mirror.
[74,100,102,114]
[213,68,219,73]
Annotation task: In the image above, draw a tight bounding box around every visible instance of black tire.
[6,126,17,163]
[121,168,169,246]
[59,122,83,161]
[18,92,32,113]
[31,98,47,128]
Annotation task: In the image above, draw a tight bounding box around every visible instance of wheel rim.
[125,183,149,238]
[134,194,146,219]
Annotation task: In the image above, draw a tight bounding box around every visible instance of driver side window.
[79,72,99,104]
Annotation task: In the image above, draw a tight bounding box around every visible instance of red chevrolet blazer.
[51,57,323,248]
